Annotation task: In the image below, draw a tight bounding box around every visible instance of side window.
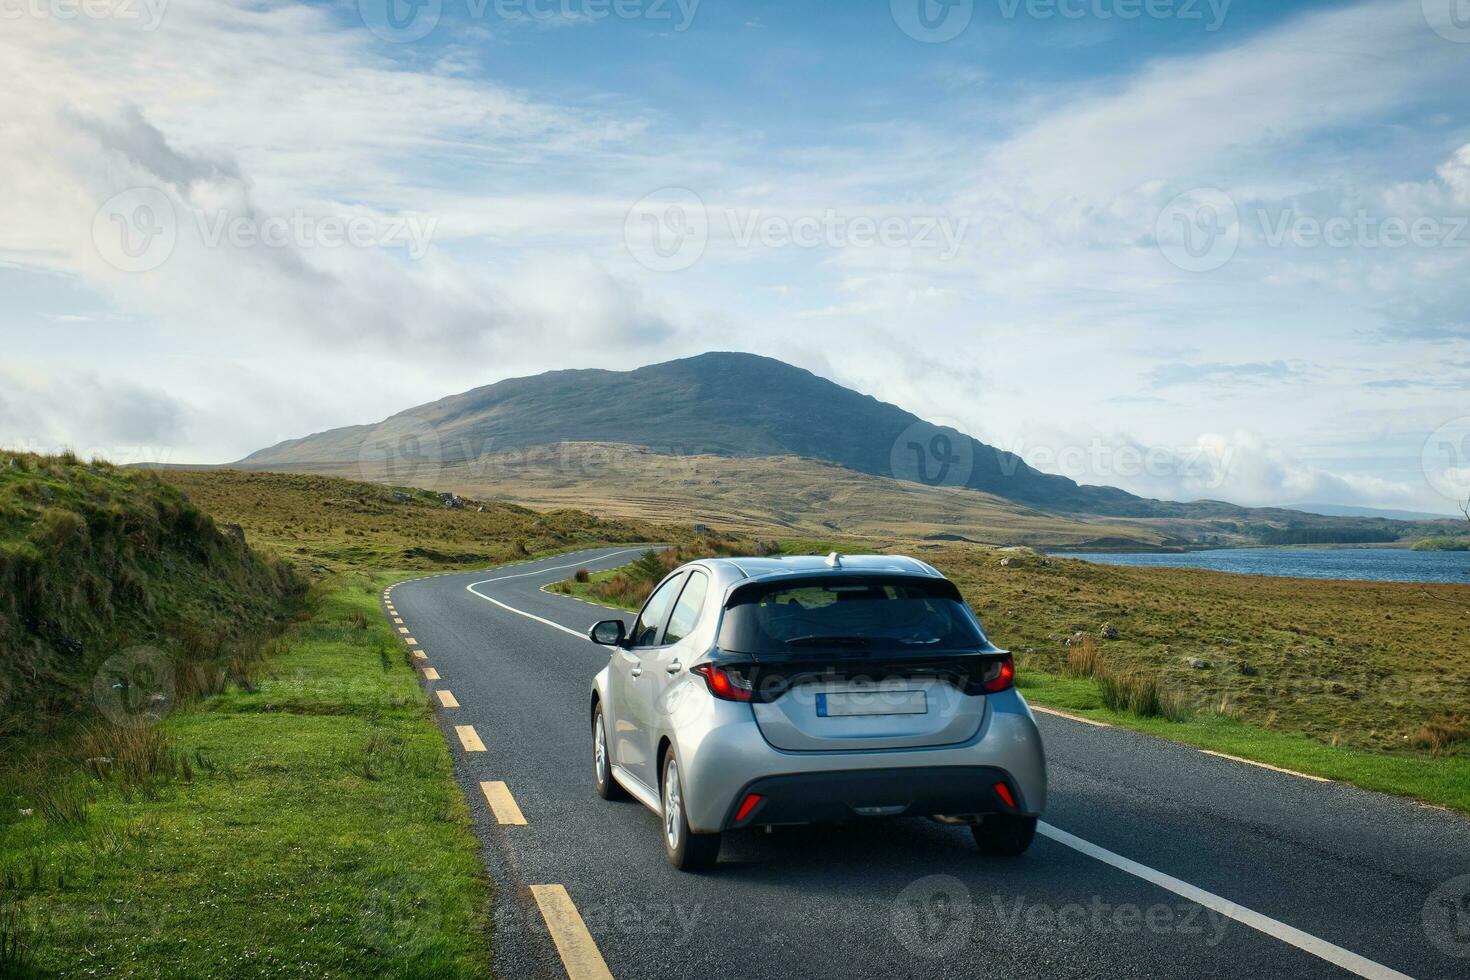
[662,571,709,646]
[630,573,685,648]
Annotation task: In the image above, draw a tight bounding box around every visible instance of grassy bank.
[2,465,683,977]
[1,574,490,978]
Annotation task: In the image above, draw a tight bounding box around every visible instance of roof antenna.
[825,552,842,568]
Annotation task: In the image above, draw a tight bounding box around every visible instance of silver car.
[587,554,1048,871]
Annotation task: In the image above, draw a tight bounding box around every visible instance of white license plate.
[816,690,928,717]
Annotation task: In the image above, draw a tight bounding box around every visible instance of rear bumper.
[721,765,1022,830]
[670,687,1048,833]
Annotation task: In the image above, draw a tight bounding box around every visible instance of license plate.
[816,690,928,717]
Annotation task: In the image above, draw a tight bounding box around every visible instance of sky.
[2,0,1469,514]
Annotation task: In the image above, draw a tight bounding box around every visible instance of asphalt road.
[383,547,1470,980]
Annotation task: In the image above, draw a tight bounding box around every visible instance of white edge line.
[1036,823,1415,980]
[1199,750,1331,783]
[465,549,645,640]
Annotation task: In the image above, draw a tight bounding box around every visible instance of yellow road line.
[530,884,614,980]
[455,725,486,752]
[413,650,427,661]
[398,626,409,634]
[481,781,527,825]
[437,690,460,708]
[421,667,440,681]
[393,617,403,624]
[405,637,418,645]
[1031,704,1112,728]
[1199,750,1331,783]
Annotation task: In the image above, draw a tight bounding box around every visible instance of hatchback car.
[588,553,1047,870]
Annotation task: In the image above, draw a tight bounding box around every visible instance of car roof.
[688,553,945,584]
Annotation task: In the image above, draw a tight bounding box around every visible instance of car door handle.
[630,666,643,677]
[666,660,683,674]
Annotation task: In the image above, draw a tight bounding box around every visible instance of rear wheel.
[660,754,720,871]
[971,814,1037,856]
[591,704,626,801]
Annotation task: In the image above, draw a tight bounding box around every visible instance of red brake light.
[734,793,764,822]
[993,782,1016,809]
[692,663,754,702]
[981,654,1015,693]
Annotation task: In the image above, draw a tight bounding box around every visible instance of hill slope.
[238,352,1174,516]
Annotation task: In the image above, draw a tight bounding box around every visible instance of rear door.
[611,571,684,789]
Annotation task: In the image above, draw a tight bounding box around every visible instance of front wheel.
[592,704,626,801]
[660,754,720,871]
[971,814,1037,856]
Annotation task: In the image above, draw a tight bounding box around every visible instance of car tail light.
[980,653,1014,693]
[692,663,754,702]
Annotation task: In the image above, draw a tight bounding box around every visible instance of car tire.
[971,814,1037,856]
[660,754,720,871]
[592,704,627,801]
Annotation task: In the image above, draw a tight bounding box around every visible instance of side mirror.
[589,619,626,646]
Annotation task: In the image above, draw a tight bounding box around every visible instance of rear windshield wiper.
[784,635,873,648]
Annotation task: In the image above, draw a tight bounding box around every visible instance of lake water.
[1048,547,1470,584]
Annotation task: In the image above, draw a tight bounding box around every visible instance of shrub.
[574,567,590,583]
[1409,716,1470,755]
[1064,635,1101,678]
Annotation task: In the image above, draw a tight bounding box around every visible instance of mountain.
[239,352,1205,518]
[1287,503,1457,522]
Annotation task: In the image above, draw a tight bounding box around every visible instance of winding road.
[382,547,1470,980]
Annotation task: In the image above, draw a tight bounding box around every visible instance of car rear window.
[717,576,986,656]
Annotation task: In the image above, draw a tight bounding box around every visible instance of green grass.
[1412,536,1470,551]
[0,574,490,978]
[1015,670,1470,812]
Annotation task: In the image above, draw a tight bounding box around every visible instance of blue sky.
[2,0,1469,513]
